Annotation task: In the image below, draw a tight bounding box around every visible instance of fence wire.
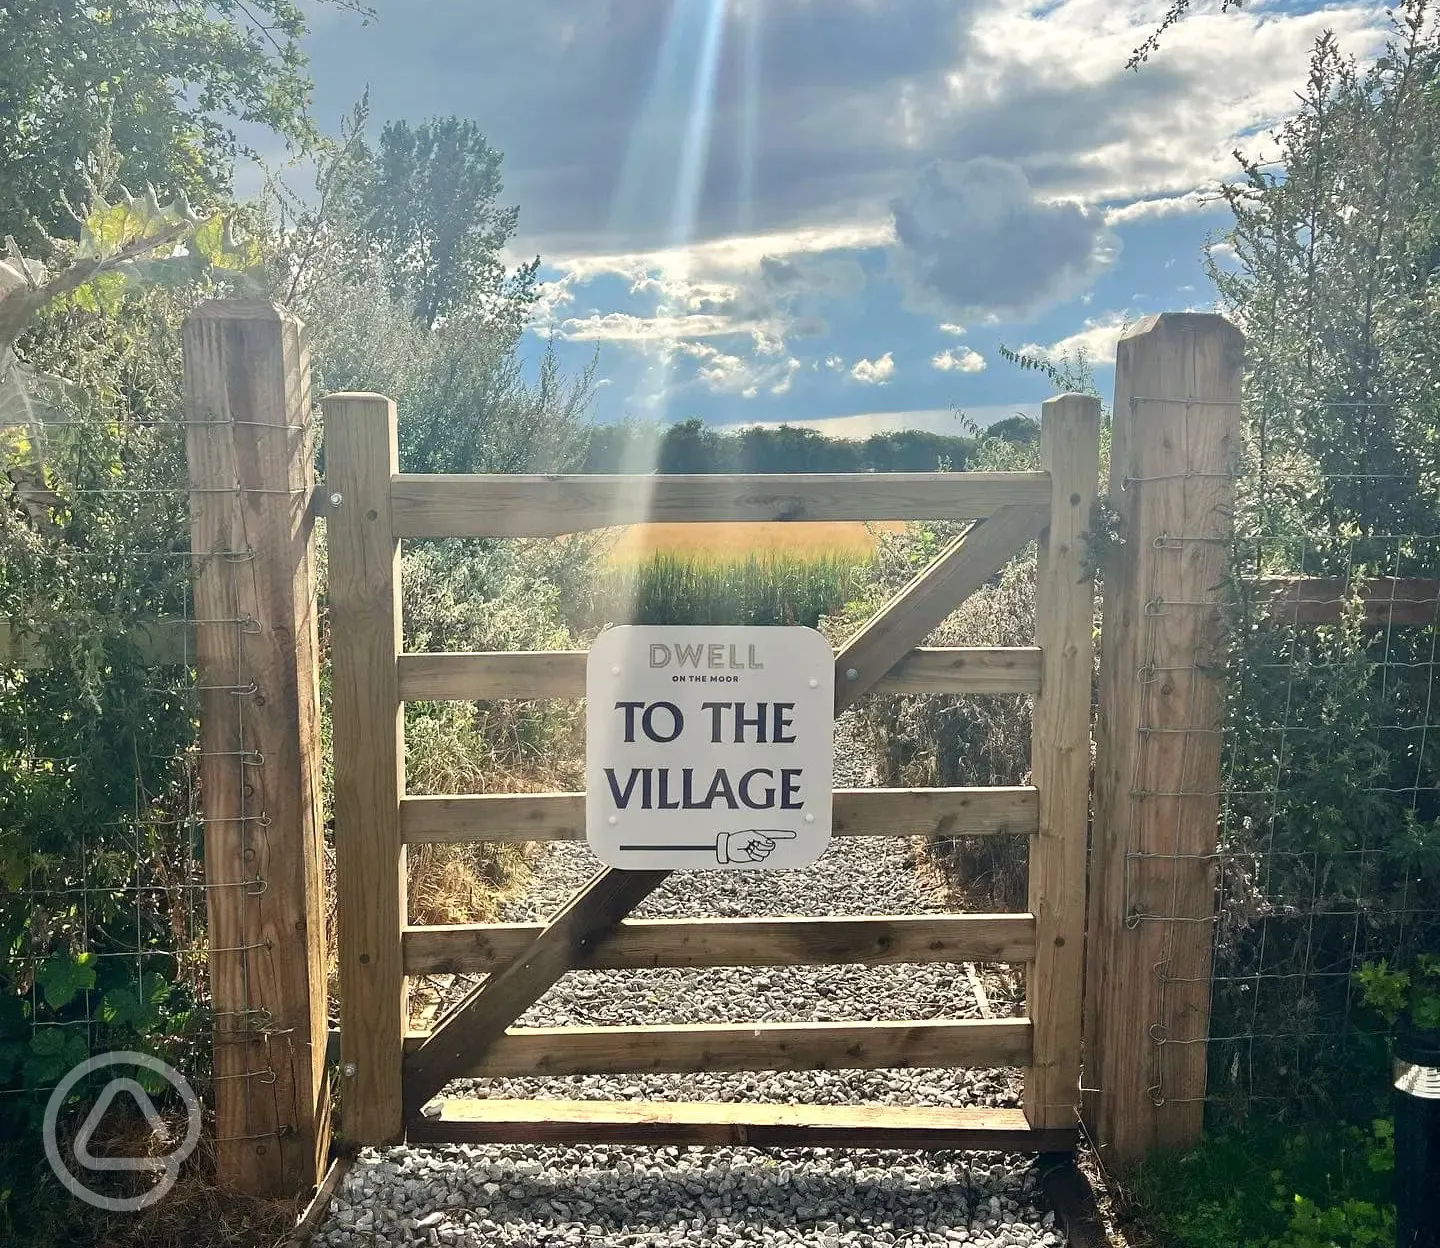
[1,405,311,1171]
[1124,396,1440,1121]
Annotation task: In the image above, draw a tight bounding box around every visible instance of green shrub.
[1127,1119,1396,1248]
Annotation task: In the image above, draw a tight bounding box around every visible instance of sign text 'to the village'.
[585,626,835,869]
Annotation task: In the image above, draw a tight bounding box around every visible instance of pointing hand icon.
[716,828,797,864]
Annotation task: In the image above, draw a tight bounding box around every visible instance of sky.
[288,0,1392,435]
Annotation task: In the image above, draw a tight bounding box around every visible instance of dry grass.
[606,521,902,564]
[6,1110,302,1248]
[837,528,1039,912]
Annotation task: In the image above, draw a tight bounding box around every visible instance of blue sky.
[290,0,1390,434]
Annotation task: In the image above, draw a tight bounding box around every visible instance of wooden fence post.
[323,393,407,1145]
[183,301,329,1195]
[1026,392,1100,1131]
[1084,313,1243,1167]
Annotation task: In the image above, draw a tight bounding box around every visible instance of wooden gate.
[325,391,1099,1153]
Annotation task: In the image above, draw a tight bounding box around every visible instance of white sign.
[586,626,835,870]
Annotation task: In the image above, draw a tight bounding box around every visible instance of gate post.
[1026,392,1100,1131]
[323,393,407,1145]
[1084,313,1243,1167]
[183,301,329,1194]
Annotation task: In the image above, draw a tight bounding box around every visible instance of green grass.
[1125,1117,1396,1248]
[586,552,864,628]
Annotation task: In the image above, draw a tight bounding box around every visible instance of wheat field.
[605,520,902,564]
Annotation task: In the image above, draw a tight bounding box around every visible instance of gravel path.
[315,718,1057,1248]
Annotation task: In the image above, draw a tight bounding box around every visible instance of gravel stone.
[314,714,1057,1247]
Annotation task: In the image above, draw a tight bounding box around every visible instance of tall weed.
[835,525,1037,910]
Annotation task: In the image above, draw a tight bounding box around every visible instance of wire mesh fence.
[1113,381,1440,1125]
[2,311,327,1196]
[1205,521,1440,1121]
[1,410,215,1115]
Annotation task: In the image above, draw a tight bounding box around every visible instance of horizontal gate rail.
[397,644,1043,701]
[409,1100,1074,1152]
[399,785,1039,844]
[402,912,1038,974]
[388,470,1051,538]
[402,1018,1032,1077]
[834,506,1049,711]
[403,866,670,1112]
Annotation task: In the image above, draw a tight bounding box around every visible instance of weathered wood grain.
[396,645,1042,701]
[183,301,328,1194]
[1252,576,1440,627]
[1025,393,1100,1131]
[1085,313,1242,1167]
[398,786,1040,844]
[408,1099,1074,1152]
[403,1018,1032,1077]
[325,392,408,1147]
[402,913,1037,974]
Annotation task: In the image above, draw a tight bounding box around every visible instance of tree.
[268,105,582,476]
[1201,1,1440,1113]
[0,1,349,253]
[352,117,538,330]
[1211,4,1440,549]
[984,415,1041,446]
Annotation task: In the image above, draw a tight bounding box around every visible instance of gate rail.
[325,392,1099,1152]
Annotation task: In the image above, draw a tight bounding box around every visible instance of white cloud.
[558,312,761,343]
[679,342,802,399]
[1103,190,1220,226]
[924,0,1388,209]
[535,223,882,402]
[939,322,967,335]
[550,222,894,285]
[1019,312,1132,366]
[932,347,987,373]
[850,353,896,384]
[717,404,1041,437]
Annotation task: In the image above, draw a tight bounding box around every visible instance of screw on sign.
[585,626,835,870]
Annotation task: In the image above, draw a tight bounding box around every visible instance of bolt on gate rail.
[324,390,1099,1153]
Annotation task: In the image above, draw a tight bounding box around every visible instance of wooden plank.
[399,650,587,700]
[389,471,1051,538]
[403,913,1038,974]
[399,786,1040,844]
[284,1155,354,1248]
[834,506,1049,713]
[1036,1155,1110,1248]
[1252,576,1440,627]
[1086,313,1242,1168]
[1025,393,1101,1132]
[396,645,1042,701]
[324,392,407,1148]
[876,646,1041,695]
[402,867,670,1112]
[403,1018,1032,1077]
[183,301,329,1195]
[408,1099,1074,1152]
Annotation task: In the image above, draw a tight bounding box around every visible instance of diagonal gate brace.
[833,504,1049,712]
[402,866,670,1114]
